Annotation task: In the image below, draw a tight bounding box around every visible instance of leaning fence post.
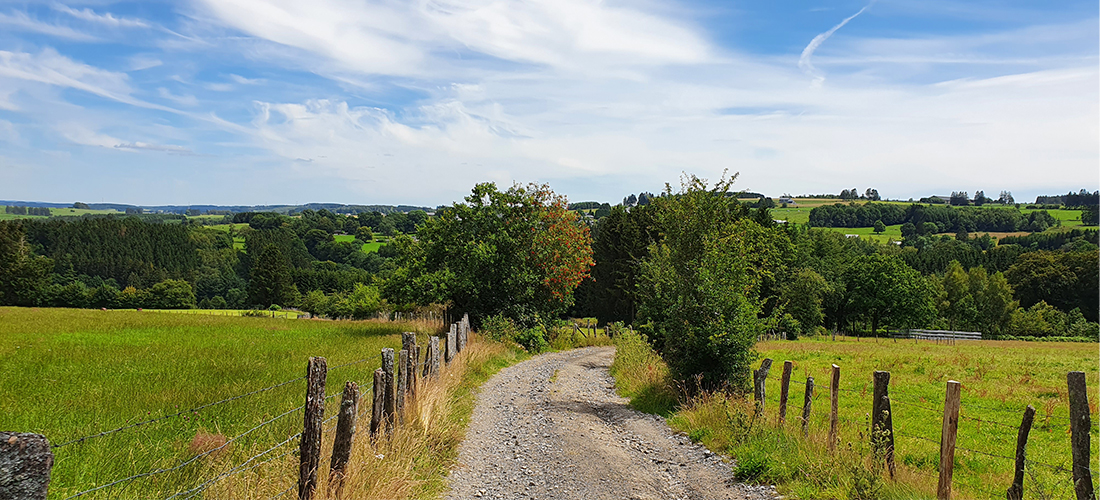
[937,380,961,500]
[871,370,895,479]
[779,360,793,424]
[0,432,53,500]
[829,364,840,454]
[329,381,359,496]
[1068,371,1095,500]
[801,376,814,437]
[753,358,773,414]
[381,349,396,432]
[299,356,327,500]
[1006,405,1036,500]
[370,369,384,439]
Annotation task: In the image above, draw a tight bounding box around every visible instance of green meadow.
[0,307,425,498]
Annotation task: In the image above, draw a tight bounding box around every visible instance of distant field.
[0,307,421,498]
[138,308,307,319]
[819,224,903,243]
[334,233,387,253]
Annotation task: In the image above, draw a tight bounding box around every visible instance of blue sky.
[0,0,1096,206]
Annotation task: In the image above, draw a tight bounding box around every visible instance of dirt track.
[445,347,778,500]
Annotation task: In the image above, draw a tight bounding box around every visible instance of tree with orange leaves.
[383,182,593,326]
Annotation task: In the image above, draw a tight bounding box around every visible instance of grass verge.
[610,332,1099,499]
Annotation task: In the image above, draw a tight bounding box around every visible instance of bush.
[481,314,548,353]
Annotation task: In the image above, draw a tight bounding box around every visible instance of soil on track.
[445,346,778,500]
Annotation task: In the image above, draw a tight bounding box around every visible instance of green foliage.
[480,314,548,352]
[637,173,789,389]
[937,261,1016,335]
[385,183,593,326]
[247,245,299,308]
[843,253,937,335]
[780,268,831,334]
[581,204,660,323]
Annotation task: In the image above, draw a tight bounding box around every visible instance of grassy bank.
[610,332,1099,499]
[0,307,428,498]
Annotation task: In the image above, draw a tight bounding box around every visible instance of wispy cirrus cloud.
[51,4,149,29]
[0,10,96,41]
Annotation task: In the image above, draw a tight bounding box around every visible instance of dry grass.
[208,334,521,499]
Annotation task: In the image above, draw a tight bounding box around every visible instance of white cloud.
[158,87,199,107]
[204,82,234,91]
[129,55,163,71]
[115,142,194,154]
[799,1,876,85]
[57,123,126,149]
[229,74,264,85]
[51,4,149,28]
[0,48,132,100]
[0,10,96,41]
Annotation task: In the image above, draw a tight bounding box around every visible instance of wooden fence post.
[829,364,840,454]
[370,369,384,439]
[410,344,420,399]
[0,432,53,500]
[801,377,814,437]
[871,370,895,479]
[381,348,396,432]
[753,358,774,414]
[937,380,961,500]
[429,337,440,377]
[1068,371,1095,500]
[779,361,793,424]
[329,381,359,497]
[299,356,327,500]
[396,349,408,419]
[1006,405,1036,500]
[445,325,456,363]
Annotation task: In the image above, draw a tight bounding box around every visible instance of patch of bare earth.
[445,346,779,500]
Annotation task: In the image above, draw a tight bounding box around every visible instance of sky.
[0,0,1096,206]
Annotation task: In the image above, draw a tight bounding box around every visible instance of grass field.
[334,233,387,253]
[0,307,431,498]
[138,308,307,318]
[613,333,1099,499]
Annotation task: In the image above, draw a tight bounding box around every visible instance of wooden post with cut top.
[779,360,793,423]
[299,356,327,500]
[1068,371,1095,500]
[753,358,773,414]
[937,380,961,500]
[396,349,408,420]
[871,371,895,479]
[828,364,840,454]
[329,381,359,497]
[1006,405,1035,500]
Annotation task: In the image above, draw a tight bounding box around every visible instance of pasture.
[669,337,1099,499]
[334,233,387,253]
[0,307,423,498]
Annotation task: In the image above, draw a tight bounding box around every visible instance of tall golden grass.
[209,334,519,499]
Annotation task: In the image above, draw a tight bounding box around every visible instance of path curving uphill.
[445,346,778,500]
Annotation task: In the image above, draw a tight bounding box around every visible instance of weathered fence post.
[801,377,814,437]
[1068,371,1095,500]
[381,348,396,432]
[0,432,53,500]
[299,356,327,500]
[871,370,895,479]
[396,349,408,419]
[410,344,420,399]
[445,325,457,363]
[937,380,961,500]
[753,358,774,414]
[1006,405,1036,500]
[779,360,793,423]
[429,336,441,377]
[329,381,359,497]
[829,364,840,454]
[370,369,384,439]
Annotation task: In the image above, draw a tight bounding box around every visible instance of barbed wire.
[169,430,305,500]
[270,483,296,500]
[52,375,307,449]
[63,403,306,499]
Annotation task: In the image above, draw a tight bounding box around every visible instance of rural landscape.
[1,180,1097,499]
[1,0,1097,499]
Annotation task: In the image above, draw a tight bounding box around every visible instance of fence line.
[11,315,475,500]
[754,357,1096,500]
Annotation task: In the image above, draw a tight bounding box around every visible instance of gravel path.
[445,346,779,500]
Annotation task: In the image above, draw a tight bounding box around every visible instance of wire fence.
[757,361,1097,497]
